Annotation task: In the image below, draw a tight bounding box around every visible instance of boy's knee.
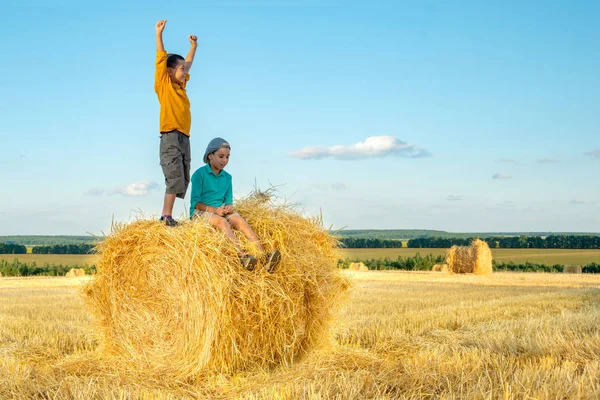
[214,216,230,229]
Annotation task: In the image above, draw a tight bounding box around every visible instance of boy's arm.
[224,182,233,206]
[155,20,169,88]
[185,35,198,71]
[156,20,166,52]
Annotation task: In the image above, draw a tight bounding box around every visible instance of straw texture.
[348,262,369,271]
[563,265,582,274]
[446,239,493,275]
[431,264,449,272]
[83,193,350,380]
[66,268,86,277]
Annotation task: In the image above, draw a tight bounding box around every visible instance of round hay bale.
[446,239,492,275]
[66,268,86,277]
[83,195,350,380]
[563,265,582,274]
[348,262,369,271]
[432,263,449,272]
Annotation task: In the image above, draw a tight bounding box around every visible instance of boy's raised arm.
[156,20,167,52]
[186,35,198,71]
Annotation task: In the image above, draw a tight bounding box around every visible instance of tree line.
[31,244,96,254]
[339,238,403,248]
[0,243,27,254]
[0,259,96,276]
[407,235,600,249]
[338,254,600,273]
[0,235,100,245]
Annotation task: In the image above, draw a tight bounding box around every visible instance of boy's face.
[168,60,187,85]
[209,148,231,171]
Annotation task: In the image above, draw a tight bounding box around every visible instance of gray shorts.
[159,131,191,199]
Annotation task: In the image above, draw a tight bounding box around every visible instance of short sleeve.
[181,73,191,89]
[189,170,204,214]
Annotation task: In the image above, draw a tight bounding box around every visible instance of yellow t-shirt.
[154,51,192,136]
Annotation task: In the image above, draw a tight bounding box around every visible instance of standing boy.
[155,19,197,226]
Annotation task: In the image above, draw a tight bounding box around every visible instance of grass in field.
[1,272,599,399]
[341,248,600,266]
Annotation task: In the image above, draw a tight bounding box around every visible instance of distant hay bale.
[446,239,493,275]
[83,194,350,380]
[66,268,86,277]
[348,262,369,271]
[563,265,582,274]
[432,264,449,272]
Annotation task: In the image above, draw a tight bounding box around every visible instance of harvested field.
[1,271,599,399]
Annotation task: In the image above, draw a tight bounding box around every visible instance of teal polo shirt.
[189,164,233,217]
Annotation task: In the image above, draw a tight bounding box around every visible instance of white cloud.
[536,157,560,164]
[85,181,159,197]
[584,149,600,159]
[109,181,159,197]
[447,194,464,201]
[498,158,521,165]
[289,136,431,160]
[492,172,512,180]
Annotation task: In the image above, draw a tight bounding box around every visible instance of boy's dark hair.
[167,54,185,69]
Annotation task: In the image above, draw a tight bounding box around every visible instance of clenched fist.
[156,20,167,33]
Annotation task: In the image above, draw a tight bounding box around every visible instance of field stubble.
[0,272,599,399]
[2,248,599,268]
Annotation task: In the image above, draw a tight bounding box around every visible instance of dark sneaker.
[160,216,178,227]
[264,250,281,273]
[240,254,258,271]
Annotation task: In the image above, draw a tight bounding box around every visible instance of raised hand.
[156,20,167,33]
[189,34,197,45]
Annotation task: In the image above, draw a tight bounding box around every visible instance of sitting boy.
[189,138,281,272]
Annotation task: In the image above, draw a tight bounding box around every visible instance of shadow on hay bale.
[446,239,492,275]
[563,265,582,274]
[83,193,350,380]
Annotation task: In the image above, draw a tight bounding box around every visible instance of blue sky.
[1,0,599,235]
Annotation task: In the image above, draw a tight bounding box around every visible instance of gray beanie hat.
[203,137,231,163]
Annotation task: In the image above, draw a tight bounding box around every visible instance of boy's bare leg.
[162,194,176,217]
[208,215,243,253]
[228,215,264,253]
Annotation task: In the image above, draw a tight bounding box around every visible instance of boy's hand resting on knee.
[223,204,234,214]
[214,206,227,216]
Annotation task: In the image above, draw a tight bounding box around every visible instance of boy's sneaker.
[264,250,281,273]
[160,216,178,227]
[240,254,258,271]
